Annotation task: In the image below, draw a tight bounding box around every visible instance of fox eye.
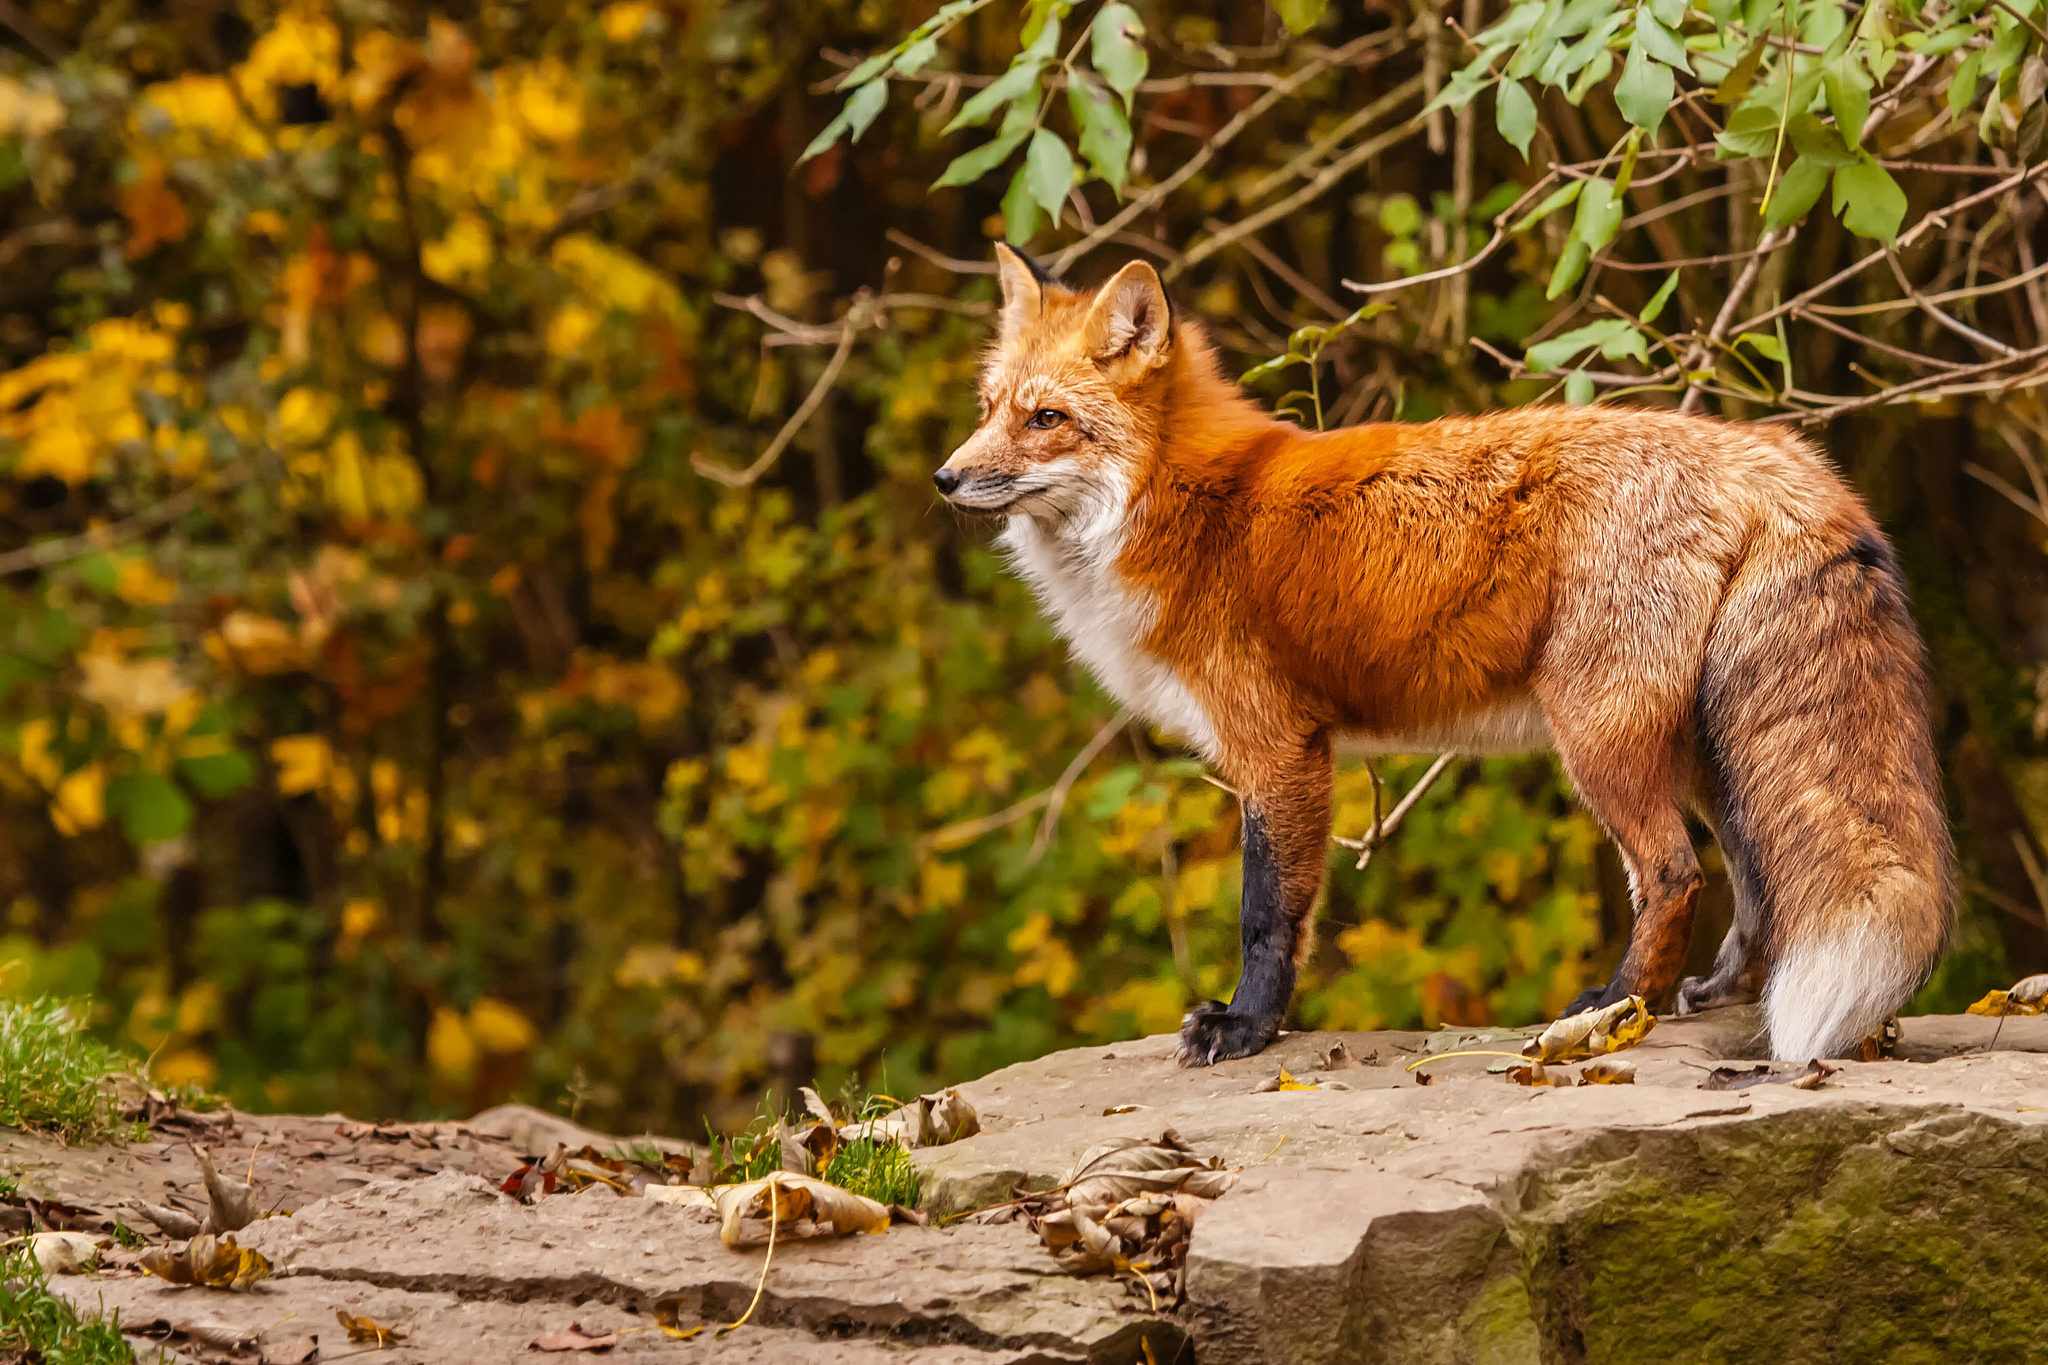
[1025,409,1068,430]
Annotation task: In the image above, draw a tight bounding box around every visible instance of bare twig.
[1679,228,1793,414]
[0,457,265,577]
[918,710,1131,861]
[1330,752,1456,869]
[693,313,862,487]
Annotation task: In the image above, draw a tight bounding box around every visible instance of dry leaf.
[1101,1104,1147,1115]
[1029,1130,1234,1301]
[336,1309,407,1344]
[259,1334,318,1364]
[1856,1017,1902,1062]
[1966,975,2048,1016]
[774,1118,813,1177]
[134,1201,202,1239]
[651,1297,705,1339]
[852,1088,979,1149]
[1505,1061,1571,1087]
[643,1184,716,1210]
[532,1323,619,1352]
[1523,995,1657,1063]
[194,1146,258,1233]
[1577,1058,1636,1085]
[139,1233,271,1290]
[1315,1041,1357,1070]
[29,1231,102,1275]
[712,1172,890,1248]
[796,1086,836,1127]
[1698,1059,1836,1092]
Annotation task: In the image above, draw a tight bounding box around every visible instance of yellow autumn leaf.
[275,386,337,446]
[546,303,599,356]
[422,212,493,286]
[468,997,537,1055]
[51,764,106,835]
[270,734,334,796]
[0,76,65,138]
[1522,995,1656,1063]
[115,557,178,606]
[426,1005,478,1081]
[601,1,655,41]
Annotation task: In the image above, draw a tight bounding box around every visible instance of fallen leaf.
[643,1184,715,1210]
[1967,976,2048,1016]
[259,1334,318,1364]
[1578,1058,1636,1085]
[774,1118,813,1177]
[336,1309,408,1344]
[1523,996,1656,1063]
[1315,1040,1357,1070]
[1857,1017,1902,1061]
[532,1323,619,1352]
[1699,1059,1836,1092]
[194,1146,259,1233]
[1505,1061,1572,1087]
[134,1201,202,1239]
[850,1088,980,1149]
[139,1233,271,1290]
[651,1298,704,1339]
[1101,1103,1148,1115]
[29,1230,102,1275]
[1414,1069,1436,1085]
[797,1086,836,1127]
[712,1172,890,1248]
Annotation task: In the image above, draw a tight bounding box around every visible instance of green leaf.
[1024,128,1074,218]
[1647,0,1688,27]
[1570,178,1624,253]
[107,771,193,845]
[1547,237,1591,299]
[1496,79,1538,159]
[1565,48,1614,104]
[894,36,939,77]
[1633,11,1693,71]
[1763,153,1830,227]
[933,104,1032,189]
[1716,104,1780,159]
[1787,113,1858,167]
[1615,44,1675,134]
[1738,331,1787,361]
[176,749,255,800]
[1240,354,1302,384]
[1332,302,1394,334]
[1526,318,1634,371]
[1948,48,1984,119]
[1430,64,1492,114]
[1640,269,1680,322]
[1565,369,1596,404]
[1020,0,1070,50]
[1086,764,1144,818]
[1067,75,1132,194]
[1378,194,1423,236]
[946,58,1045,135]
[1513,180,1582,233]
[800,80,889,163]
[1823,49,1871,145]
[1001,163,1043,244]
[1091,3,1149,108]
[74,554,119,594]
[1598,325,1650,364]
[1832,153,1905,242]
[1274,0,1330,33]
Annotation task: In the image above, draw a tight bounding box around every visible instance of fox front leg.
[1178,739,1332,1066]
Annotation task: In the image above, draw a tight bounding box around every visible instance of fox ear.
[1083,261,1172,369]
[992,243,1045,336]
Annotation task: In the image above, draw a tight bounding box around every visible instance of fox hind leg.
[1676,799,1766,1013]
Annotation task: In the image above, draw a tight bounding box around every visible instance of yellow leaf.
[712,1172,890,1248]
[468,997,536,1055]
[546,303,599,357]
[51,764,106,835]
[1522,995,1657,1063]
[115,557,178,606]
[275,386,337,446]
[1275,1068,1317,1091]
[427,1006,477,1081]
[0,76,65,138]
[602,2,655,41]
[270,734,333,796]
[339,898,381,938]
[422,212,493,286]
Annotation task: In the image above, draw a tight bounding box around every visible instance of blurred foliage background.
[0,0,2041,1134]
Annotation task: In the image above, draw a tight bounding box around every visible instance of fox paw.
[1562,984,1608,1016]
[1176,1001,1279,1067]
[1675,975,1754,1016]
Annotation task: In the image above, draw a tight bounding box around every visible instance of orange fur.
[938,246,1954,1065]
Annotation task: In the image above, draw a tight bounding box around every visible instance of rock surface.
[23,1008,2048,1362]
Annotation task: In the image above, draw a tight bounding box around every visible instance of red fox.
[934,244,1954,1066]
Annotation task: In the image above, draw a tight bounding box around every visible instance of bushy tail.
[1698,524,1953,1062]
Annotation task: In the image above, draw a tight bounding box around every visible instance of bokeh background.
[0,0,2040,1134]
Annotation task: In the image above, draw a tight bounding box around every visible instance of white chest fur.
[1001,511,1220,757]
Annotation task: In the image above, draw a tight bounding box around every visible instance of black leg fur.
[1177,804,1295,1065]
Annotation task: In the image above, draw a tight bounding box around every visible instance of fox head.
[933,244,1175,519]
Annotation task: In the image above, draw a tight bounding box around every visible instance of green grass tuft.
[0,1243,138,1364]
[0,1000,139,1144]
[822,1136,920,1207]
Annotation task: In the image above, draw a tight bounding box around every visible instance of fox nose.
[932,468,961,494]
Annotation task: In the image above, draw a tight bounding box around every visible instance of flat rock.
[32,1008,2048,1363]
[919,1008,2048,1363]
